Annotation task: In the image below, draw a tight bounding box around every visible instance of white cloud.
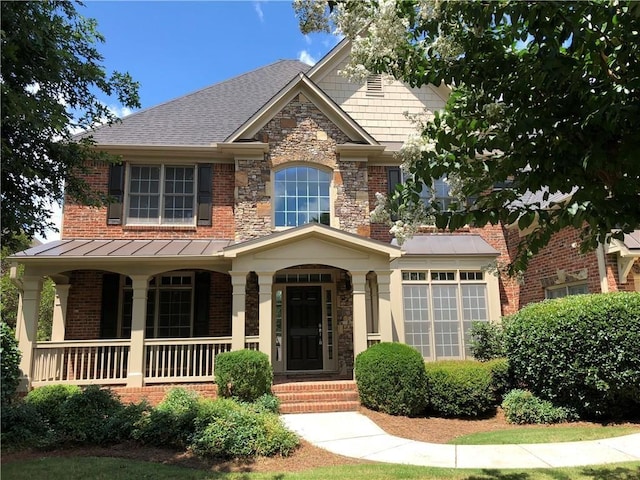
[254,1,264,23]
[108,105,133,118]
[298,50,318,66]
[304,35,312,45]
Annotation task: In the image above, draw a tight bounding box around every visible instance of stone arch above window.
[274,166,331,227]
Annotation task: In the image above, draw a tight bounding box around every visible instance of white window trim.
[124,164,197,226]
[402,269,489,360]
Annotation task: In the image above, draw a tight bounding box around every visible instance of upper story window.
[274,166,331,227]
[127,165,195,225]
[400,172,456,210]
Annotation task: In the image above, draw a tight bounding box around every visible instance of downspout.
[596,242,609,293]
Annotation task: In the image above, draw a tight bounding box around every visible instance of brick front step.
[273,380,360,414]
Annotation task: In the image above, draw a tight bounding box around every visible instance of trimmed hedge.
[355,342,427,416]
[504,292,640,419]
[424,360,499,417]
[502,389,576,424]
[215,349,273,402]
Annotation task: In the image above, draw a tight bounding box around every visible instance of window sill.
[123,225,197,232]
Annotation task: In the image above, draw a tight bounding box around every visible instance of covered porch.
[11,224,402,390]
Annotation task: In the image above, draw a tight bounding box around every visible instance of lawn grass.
[2,457,640,480]
[450,425,640,445]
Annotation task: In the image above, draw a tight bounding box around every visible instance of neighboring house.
[10,40,640,395]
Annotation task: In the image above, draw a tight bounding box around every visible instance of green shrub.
[134,387,199,448]
[485,358,512,402]
[469,321,506,361]
[504,292,640,419]
[190,397,298,459]
[57,385,133,445]
[215,349,273,402]
[21,385,143,448]
[1,322,21,405]
[1,401,53,450]
[425,360,498,417]
[252,393,280,413]
[502,389,577,424]
[25,384,81,429]
[355,342,427,416]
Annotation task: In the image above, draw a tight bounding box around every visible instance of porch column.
[230,272,248,351]
[17,276,43,391]
[377,271,393,342]
[257,271,274,361]
[50,281,70,342]
[127,275,149,388]
[351,271,368,357]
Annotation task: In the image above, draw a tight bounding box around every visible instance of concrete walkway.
[282,412,640,469]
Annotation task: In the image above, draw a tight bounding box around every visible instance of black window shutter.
[193,272,210,337]
[100,273,121,338]
[107,164,125,225]
[197,164,213,226]
[387,167,401,195]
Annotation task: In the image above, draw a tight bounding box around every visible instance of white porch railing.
[244,335,260,351]
[32,340,130,386]
[367,333,381,348]
[31,337,234,386]
[144,337,232,383]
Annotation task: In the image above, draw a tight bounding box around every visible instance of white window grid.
[402,270,489,360]
[126,165,196,225]
[274,166,331,227]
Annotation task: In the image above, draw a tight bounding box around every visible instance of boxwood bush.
[504,292,640,419]
[502,389,577,424]
[424,360,499,417]
[355,342,427,416]
[215,349,273,402]
[469,321,506,361]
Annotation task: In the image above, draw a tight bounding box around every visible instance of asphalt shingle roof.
[85,60,311,146]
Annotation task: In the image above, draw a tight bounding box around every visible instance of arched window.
[274,166,331,227]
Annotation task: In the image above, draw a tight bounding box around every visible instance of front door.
[287,286,323,370]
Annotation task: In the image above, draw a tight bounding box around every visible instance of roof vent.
[366,74,383,96]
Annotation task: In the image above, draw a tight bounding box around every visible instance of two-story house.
[10,39,640,402]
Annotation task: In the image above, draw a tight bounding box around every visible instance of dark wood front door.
[287,286,323,370]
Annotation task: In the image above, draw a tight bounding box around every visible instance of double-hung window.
[127,165,196,225]
[401,173,456,211]
[402,270,489,359]
[545,283,588,299]
[274,166,331,227]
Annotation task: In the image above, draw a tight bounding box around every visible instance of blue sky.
[81,0,339,117]
[42,1,339,240]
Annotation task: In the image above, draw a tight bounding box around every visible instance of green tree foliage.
[1,0,140,250]
[1,235,55,340]
[0,322,21,405]
[295,0,640,272]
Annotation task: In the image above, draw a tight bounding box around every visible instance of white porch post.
[351,271,368,358]
[257,271,274,360]
[127,275,149,387]
[377,271,393,342]
[231,272,248,351]
[50,281,70,342]
[17,276,43,391]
